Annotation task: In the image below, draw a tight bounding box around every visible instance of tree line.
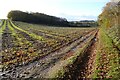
[7,10,69,26]
[69,20,98,27]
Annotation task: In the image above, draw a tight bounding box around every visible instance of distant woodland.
[7,10,69,26]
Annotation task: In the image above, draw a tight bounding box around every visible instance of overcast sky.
[0,0,110,21]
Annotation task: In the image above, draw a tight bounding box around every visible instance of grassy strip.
[8,20,31,47]
[46,31,97,78]
[92,27,119,79]
[0,20,6,34]
[9,20,44,41]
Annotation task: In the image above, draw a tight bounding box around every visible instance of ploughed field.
[0,20,98,78]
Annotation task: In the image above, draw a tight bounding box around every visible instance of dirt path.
[78,31,98,78]
[62,30,99,79]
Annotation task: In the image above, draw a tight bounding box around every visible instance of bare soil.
[1,29,97,79]
[62,30,98,79]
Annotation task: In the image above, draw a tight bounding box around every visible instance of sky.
[0,0,110,21]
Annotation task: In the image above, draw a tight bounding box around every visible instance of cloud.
[57,13,97,21]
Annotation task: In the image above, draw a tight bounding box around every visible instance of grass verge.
[92,27,120,79]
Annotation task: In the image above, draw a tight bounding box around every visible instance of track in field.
[62,30,98,79]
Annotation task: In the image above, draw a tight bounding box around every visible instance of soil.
[2,25,15,51]
[1,28,98,79]
[1,21,99,79]
[62,30,99,79]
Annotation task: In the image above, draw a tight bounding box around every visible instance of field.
[0,19,119,79]
[0,19,99,78]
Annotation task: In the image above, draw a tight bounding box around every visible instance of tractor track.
[62,30,99,79]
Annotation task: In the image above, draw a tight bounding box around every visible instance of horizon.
[0,0,110,21]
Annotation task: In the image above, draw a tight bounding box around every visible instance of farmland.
[0,19,99,78]
[0,1,120,79]
[0,16,120,79]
